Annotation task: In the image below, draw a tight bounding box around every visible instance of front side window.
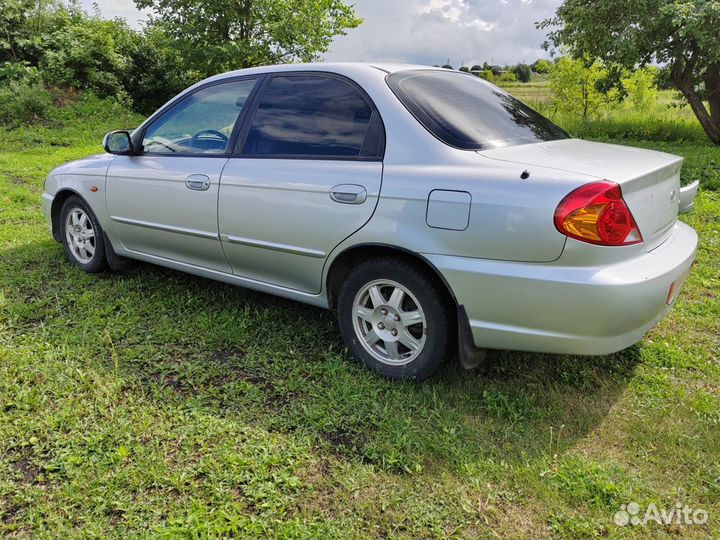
[243,75,382,158]
[387,70,570,150]
[142,78,258,155]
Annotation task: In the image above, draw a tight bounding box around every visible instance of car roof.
[201,62,441,85]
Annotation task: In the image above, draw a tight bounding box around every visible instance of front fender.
[43,153,118,245]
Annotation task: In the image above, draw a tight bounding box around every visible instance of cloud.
[324,0,562,67]
[81,0,150,28]
[83,0,561,66]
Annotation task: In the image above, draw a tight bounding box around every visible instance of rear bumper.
[425,221,697,355]
[679,180,699,214]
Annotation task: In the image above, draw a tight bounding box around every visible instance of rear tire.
[60,195,108,273]
[337,257,453,381]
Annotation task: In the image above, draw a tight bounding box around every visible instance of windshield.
[386,70,570,150]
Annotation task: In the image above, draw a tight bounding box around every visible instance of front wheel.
[60,195,108,273]
[337,257,453,380]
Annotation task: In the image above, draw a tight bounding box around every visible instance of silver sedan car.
[42,62,699,380]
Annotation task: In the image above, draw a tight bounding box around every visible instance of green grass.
[499,81,720,191]
[500,81,714,149]
[0,96,719,539]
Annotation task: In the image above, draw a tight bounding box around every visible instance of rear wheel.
[337,257,453,380]
[60,195,108,273]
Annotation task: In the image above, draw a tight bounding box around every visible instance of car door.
[106,77,260,272]
[218,73,385,293]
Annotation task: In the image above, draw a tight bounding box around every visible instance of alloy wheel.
[65,208,96,264]
[352,279,427,365]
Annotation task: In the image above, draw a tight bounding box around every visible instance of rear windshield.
[386,70,570,150]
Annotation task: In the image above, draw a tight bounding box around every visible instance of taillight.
[554,181,643,246]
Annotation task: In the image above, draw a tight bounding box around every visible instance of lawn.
[0,94,719,539]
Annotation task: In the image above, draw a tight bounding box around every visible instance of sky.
[81,0,562,67]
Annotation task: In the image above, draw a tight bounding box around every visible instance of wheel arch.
[325,243,458,311]
[326,243,489,370]
[50,188,85,242]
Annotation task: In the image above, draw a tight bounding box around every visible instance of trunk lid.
[479,139,683,251]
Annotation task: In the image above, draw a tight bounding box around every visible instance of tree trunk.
[705,62,720,141]
[674,63,720,145]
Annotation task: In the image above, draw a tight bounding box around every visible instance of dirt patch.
[321,429,367,455]
[1,496,22,524]
[211,346,246,365]
[8,175,27,185]
[11,457,42,485]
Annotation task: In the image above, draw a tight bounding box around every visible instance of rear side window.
[386,70,570,150]
[243,75,383,159]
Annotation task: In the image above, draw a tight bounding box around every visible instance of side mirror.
[103,130,134,155]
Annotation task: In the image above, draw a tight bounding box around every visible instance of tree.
[532,59,551,74]
[512,63,532,82]
[0,0,138,97]
[38,13,134,97]
[134,0,362,77]
[124,27,200,113]
[622,68,658,111]
[539,0,720,144]
[548,56,618,121]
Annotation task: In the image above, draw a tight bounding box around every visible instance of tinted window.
[142,78,257,154]
[387,70,569,150]
[244,75,380,158]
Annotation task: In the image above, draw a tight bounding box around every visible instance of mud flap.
[103,232,135,272]
[457,305,489,371]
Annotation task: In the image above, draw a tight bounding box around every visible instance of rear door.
[106,77,259,271]
[219,73,385,293]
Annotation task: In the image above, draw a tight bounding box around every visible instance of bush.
[0,61,43,84]
[497,71,517,82]
[622,68,658,111]
[512,63,532,82]
[0,80,53,126]
[477,69,495,82]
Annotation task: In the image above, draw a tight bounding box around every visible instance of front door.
[218,74,385,293]
[106,77,259,272]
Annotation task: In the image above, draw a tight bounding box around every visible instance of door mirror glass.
[103,130,133,155]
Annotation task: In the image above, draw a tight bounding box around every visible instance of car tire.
[60,195,108,273]
[337,257,453,381]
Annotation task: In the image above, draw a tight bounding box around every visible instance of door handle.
[330,184,367,204]
[185,174,210,191]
